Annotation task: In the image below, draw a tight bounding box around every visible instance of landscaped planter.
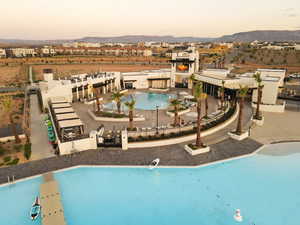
[228,131,249,141]
[184,144,210,156]
[88,110,145,122]
[252,116,264,126]
[166,108,190,117]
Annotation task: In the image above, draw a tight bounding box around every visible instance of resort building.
[194,68,286,112]
[47,96,97,155]
[170,47,199,88]
[122,69,172,90]
[38,69,121,110]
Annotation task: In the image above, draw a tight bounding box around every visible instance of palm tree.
[124,97,136,130]
[253,72,263,120]
[111,91,124,114]
[189,74,198,95]
[94,88,101,112]
[220,80,225,110]
[235,86,249,135]
[1,96,21,143]
[204,93,208,118]
[169,98,181,126]
[194,82,206,148]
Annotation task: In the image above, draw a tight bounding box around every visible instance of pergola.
[51,103,72,109]
[54,108,75,114]
[55,113,79,121]
[58,119,84,141]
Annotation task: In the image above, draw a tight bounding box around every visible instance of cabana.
[56,113,79,121]
[54,108,74,114]
[51,103,72,109]
[58,119,84,141]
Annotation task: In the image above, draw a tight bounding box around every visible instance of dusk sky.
[1,0,300,40]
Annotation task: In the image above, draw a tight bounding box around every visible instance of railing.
[128,105,236,142]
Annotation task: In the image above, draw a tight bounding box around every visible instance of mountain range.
[1,30,300,46]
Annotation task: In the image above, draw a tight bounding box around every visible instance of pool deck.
[0,138,262,185]
[40,173,67,225]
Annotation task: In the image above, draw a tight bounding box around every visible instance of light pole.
[156,105,159,134]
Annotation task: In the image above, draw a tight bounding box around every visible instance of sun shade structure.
[57,119,84,141]
[54,108,74,114]
[58,119,83,129]
[51,103,72,109]
[55,113,79,121]
[50,96,68,104]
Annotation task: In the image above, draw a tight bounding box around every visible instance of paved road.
[30,94,55,160]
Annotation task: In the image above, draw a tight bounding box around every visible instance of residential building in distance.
[6,48,36,57]
[0,48,6,58]
[40,46,56,56]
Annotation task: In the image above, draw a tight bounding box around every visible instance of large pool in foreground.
[1,142,300,225]
[104,92,176,110]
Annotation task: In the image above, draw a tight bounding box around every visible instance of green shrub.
[7,158,19,165]
[3,156,11,163]
[24,143,32,160]
[14,144,23,152]
[0,146,5,156]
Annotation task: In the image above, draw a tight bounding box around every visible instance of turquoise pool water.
[104,92,176,110]
[2,142,300,225]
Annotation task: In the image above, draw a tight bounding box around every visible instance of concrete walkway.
[251,106,300,144]
[30,95,54,160]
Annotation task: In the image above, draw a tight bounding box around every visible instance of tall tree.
[111,91,124,114]
[1,96,21,143]
[204,93,208,118]
[94,88,101,112]
[124,97,136,130]
[194,82,206,148]
[189,74,198,95]
[169,98,181,126]
[235,86,249,135]
[253,72,263,120]
[220,80,225,110]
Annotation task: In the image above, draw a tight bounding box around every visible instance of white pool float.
[234,209,243,222]
[149,158,160,170]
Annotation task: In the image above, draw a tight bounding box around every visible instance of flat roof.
[56,113,79,121]
[54,108,74,114]
[51,103,72,109]
[50,96,67,103]
[58,119,83,128]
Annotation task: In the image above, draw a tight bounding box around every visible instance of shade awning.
[51,103,72,109]
[56,113,79,121]
[58,119,83,129]
[54,108,74,114]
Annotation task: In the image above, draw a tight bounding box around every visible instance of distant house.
[0,48,6,58]
[6,48,36,57]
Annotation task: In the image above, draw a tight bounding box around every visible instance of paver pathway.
[30,94,54,160]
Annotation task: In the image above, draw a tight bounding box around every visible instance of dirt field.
[0,92,25,126]
[32,64,169,80]
[0,63,169,85]
[232,63,300,74]
[0,65,28,86]
[0,56,169,66]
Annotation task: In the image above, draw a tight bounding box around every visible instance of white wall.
[252,80,279,105]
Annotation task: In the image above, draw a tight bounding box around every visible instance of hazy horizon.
[1,0,300,40]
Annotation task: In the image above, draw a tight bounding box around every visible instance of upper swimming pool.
[1,142,300,225]
[104,92,176,110]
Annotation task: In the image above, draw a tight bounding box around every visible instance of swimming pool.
[104,92,176,110]
[1,142,300,225]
